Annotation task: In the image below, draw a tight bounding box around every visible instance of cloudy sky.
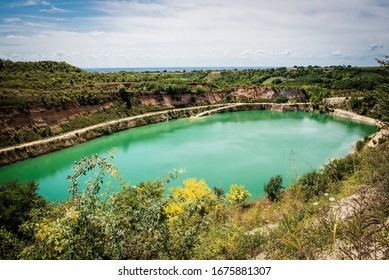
[0,0,388,68]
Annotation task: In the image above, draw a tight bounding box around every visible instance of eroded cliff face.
[1,88,306,138]
[232,88,307,102]
[136,88,307,106]
[0,101,114,130]
[137,92,223,107]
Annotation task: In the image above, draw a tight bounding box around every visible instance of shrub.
[226,184,251,205]
[296,170,326,202]
[194,85,206,94]
[263,175,283,201]
[272,78,282,85]
[322,155,358,183]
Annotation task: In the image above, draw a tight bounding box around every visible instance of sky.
[0,0,388,68]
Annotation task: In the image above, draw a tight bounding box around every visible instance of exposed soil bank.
[0,102,382,166]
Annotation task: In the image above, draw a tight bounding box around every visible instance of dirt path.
[195,103,244,117]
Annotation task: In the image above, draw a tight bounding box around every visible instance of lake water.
[0,111,377,201]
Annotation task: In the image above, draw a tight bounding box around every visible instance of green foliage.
[67,151,119,201]
[225,184,251,205]
[296,171,326,202]
[107,180,169,259]
[375,84,389,121]
[0,180,46,259]
[376,55,389,69]
[322,155,358,183]
[355,140,365,152]
[194,85,206,94]
[293,155,359,202]
[272,78,282,85]
[213,186,225,199]
[263,175,283,201]
[118,84,132,108]
[0,180,45,235]
[0,227,24,259]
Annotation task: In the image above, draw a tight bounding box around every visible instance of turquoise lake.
[0,110,377,201]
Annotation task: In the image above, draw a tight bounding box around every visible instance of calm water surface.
[0,111,377,201]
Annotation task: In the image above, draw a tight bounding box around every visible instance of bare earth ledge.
[0,103,384,166]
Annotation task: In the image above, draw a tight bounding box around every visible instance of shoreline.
[0,102,383,166]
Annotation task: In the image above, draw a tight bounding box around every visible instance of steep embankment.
[2,101,383,166]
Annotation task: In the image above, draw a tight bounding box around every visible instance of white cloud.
[2,0,389,67]
[10,0,49,7]
[332,50,344,56]
[40,6,68,13]
[6,35,27,39]
[11,0,38,7]
[24,21,49,27]
[239,49,267,58]
[281,50,292,56]
[369,44,384,51]
[240,50,254,57]
[3,18,22,23]
[90,30,102,37]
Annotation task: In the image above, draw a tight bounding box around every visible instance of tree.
[118,84,131,108]
[0,180,45,235]
[263,175,283,201]
[376,55,389,69]
[0,180,46,259]
[374,55,389,121]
